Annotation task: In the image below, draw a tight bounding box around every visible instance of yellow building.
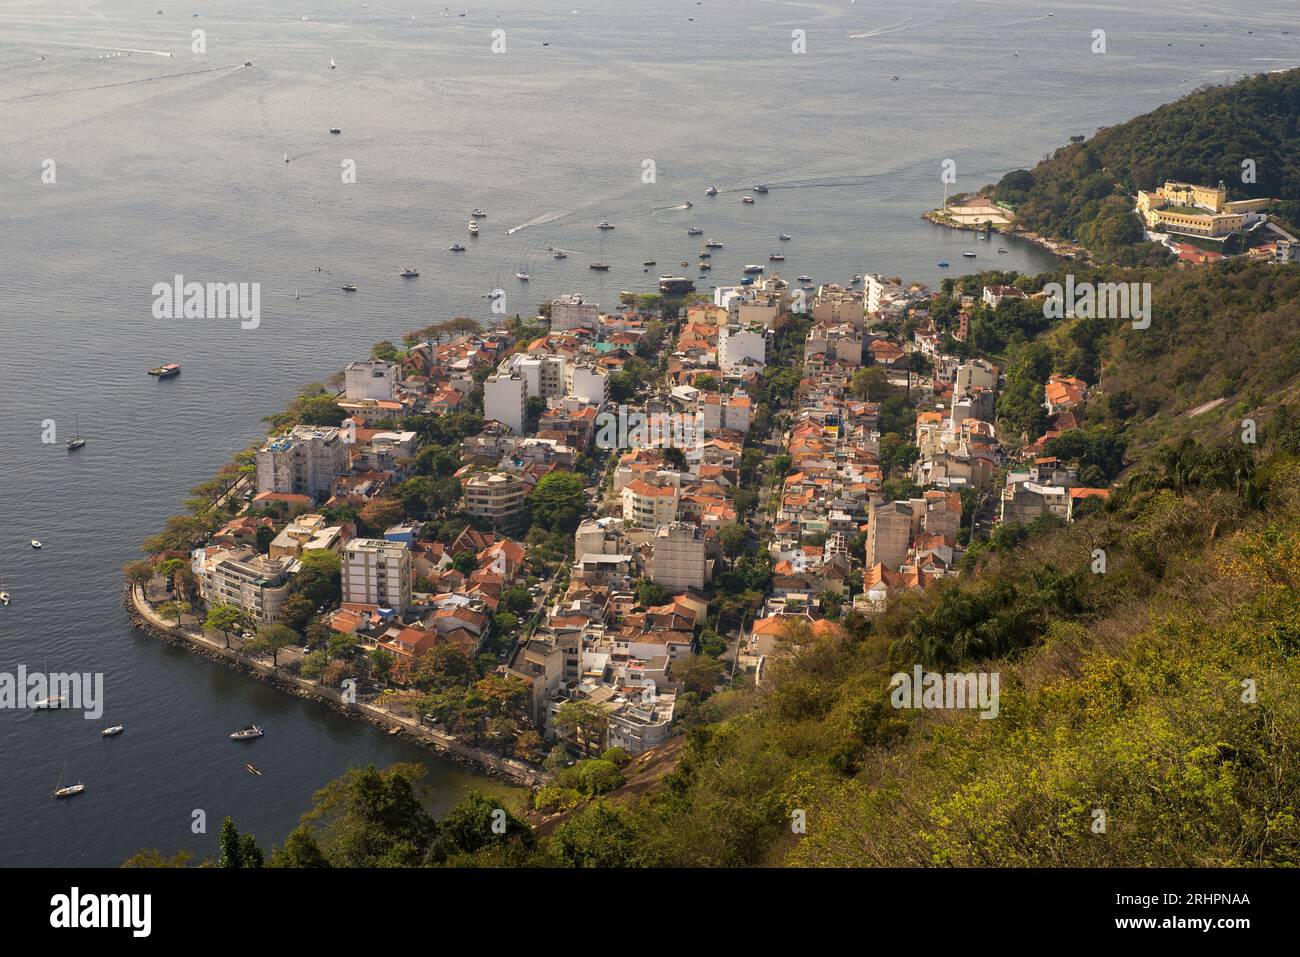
[1136,180,1272,239]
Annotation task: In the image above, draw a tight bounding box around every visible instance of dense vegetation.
[990,69,1300,262]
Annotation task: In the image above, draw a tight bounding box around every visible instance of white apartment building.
[343,360,399,401]
[621,479,679,528]
[342,538,412,614]
[509,353,567,399]
[717,322,767,372]
[955,359,999,395]
[198,546,300,624]
[566,362,609,404]
[550,294,599,331]
[463,471,529,527]
[255,425,350,498]
[866,274,904,314]
[650,522,708,592]
[484,371,528,435]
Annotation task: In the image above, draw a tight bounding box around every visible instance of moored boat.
[230,724,263,740]
[101,725,124,737]
[148,363,181,378]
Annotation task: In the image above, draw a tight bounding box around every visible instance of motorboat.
[754,184,769,193]
[468,221,479,235]
[101,725,124,737]
[742,264,764,274]
[553,250,567,259]
[342,283,357,291]
[704,239,723,248]
[705,186,718,196]
[328,127,341,134]
[230,724,264,740]
[962,251,977,258]
[797,274,811,282]
[449,243,466,252]
[779,233,791,240]
[148,363,180,378]
[246,763,262,775]
[769,253,784,262]
[687,227,703,235]
[589,262,610,271]
[938,261,949,268]
[470,208,486,218]
[31,540,42,549]
[699,262,712,270]
[399,267,420,277]
[741,196,754,204]
[516,269,530,281]
[596,220,614,230]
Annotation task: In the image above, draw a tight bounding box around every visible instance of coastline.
[922,209,1091,262]
[124,584,546,788]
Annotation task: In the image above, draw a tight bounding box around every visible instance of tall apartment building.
[699,390,753,433]
[510,354,567,399]
[621,479,679,528]
[650,522,708,592]
[717,323,767,372]
[342,538,412,615]
[463,471,529,527]
[866,500,917,570]
[343,360,399,401]
[255,425,350,498]
[550,294,600,331]
[197,546,299,624]
[484,371,528,434]
[566,362,609,404]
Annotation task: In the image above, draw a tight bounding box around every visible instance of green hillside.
[990,69,1300,262]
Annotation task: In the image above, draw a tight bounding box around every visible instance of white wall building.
[717,323,767,372]
[484,371,528,435]
[566,363,609,404]
[255,425,350,498]
[342,538,412,615]
[344,360,399,401]
[551,294,600,332]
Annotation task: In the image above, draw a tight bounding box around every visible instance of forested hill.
[989,69,1300,262]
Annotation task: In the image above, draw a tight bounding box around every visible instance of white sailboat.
[67,414,85,451]
[53,759,85,799]
[329,57,336,70]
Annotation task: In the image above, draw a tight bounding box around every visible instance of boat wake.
[506,211,566,235]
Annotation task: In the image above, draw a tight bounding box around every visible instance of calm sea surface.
[0,0,1296,866]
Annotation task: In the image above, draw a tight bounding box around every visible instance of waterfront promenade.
[128,585,546,787]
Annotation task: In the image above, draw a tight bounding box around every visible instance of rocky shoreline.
[123,586,545,788]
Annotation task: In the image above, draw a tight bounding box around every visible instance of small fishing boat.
[754,184,769,193]
[687,227,703,235]
[230,724,263,740]
[399,267,420,277]
[938,261,949,268]
[596,221,614,230]
[680,260,690,267]
[553,250,567,260]
[741,196,754,204]
[148,363,181,378]
[101,725,124,737]
[997,247,1008,254]
[779,233,791,241]
[705,239,723,248]
[705,186,718,196]
[769,253,784,262]
[342,283,357,291]
[449,243,466,252]
[797,274,811,283]
[329,127,341,134]
[962,251,977,258]
[245,763,262,776]
[643,260,656,266]
[470,208,486,218]
[31,540,42,549]
[699,251,711,259]
[699,262,712,270]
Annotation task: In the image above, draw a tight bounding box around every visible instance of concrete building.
[700,390,753,433]
[955,359,999,395]
[342,538,412,615]
[717,322,767,373]
[550,294,599,332]
[650,522,708,592]
[255,425,350,499]
[511,354,567,399]
[1136,180,1272,239]
[566,362,609,404]
[198,546,300,624]
[463,471,528,527]
[621,479,679,528]
[267,514,348,560]
[344,360,399,401]
[484,371,527,435]
[866,500,917,570]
